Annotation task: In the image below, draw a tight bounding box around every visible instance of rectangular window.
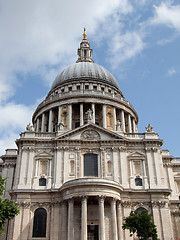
[84,154,98,177]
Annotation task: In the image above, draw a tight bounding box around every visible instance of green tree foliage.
[0,175,19,235]
[122,209,158,240]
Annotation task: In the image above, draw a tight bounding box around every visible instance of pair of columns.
[63,196,122,240]
[36,104,136,133]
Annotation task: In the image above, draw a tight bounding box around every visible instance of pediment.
[56,123,124,141]
[35,151,53,159]
[127,151,145,160]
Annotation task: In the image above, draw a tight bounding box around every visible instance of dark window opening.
[88,225,99,240]
[85,85,89,90]
[75,122,80,128]
[84,50,87,57]
[135,177,142,186]
[68,86,72,91]
[93,86,97,91]
[77,85,80,90]
[33,208,47,238]
[61,88,64,93]
[39,178,46,186]
[84,154,98,177]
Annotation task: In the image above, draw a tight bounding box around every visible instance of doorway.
[87,225,99,240]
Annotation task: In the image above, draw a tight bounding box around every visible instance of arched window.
[135,177,142,186]
[33,208,47,238]
[39,178,46,186]
[135,207,146,213]
[84,154,98,177]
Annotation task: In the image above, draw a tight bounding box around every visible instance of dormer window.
[39,177,46,186]
[135,177,142,186]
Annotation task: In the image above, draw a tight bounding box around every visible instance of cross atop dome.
[83,28,87,40]
[76,28,94,63]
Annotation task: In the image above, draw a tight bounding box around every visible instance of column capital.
[111,197,118,205]
[68,198,74,203]
[81,195,88,202]
[117,199,123,206]
[98,195,106,202]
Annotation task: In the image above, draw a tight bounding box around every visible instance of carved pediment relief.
[80,130,100,140]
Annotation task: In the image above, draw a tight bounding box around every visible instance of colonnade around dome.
[33,81,138,134]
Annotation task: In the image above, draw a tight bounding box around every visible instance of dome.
[51,62,120,90]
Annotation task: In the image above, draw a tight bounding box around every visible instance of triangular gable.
[56,123,125,141]
[127,151,145,160]
[35,151,53,159]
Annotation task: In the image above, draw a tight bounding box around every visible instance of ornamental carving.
[81,130,100,140]
[151,201,166,208]
[145,124,154,133]
[26,123,34,132]
[171,211,180,216]
[15,201,31,209]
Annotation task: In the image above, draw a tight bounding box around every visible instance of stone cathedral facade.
[0,30,180,240]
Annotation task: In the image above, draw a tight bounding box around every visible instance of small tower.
[76,28,94,63]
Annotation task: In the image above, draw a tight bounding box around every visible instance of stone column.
[36,118,40,132]
[142,160,148,188]
[26,148,34,188]
[120,110,125,132]
[81,196,87,240]
[113,107,117,130]
[80,103,84,126]
[129,160,134,188]
[92,103,95,124]
[128,114,132,133]
[68,104,72,130]
[160,203,173,240]
[99,196,105,240]
[132,118,136,133]
[58,106,62,124]
[111,198,118,240]
[152,204,162,240]
[48,109,53,132]
[68,198,74,240]
[102,105,106,128]
[117,201,124,240]
[61,201,68,240]
[41,113,45,132]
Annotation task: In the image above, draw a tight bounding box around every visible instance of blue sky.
[0,0,180,157]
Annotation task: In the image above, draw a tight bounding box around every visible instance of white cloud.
[0,0,134,155]
[152,2,180,32]
[0,0,133,97]
[0,103,34,130]
[0,102,35,155]
[167,67,176,76]
[109,31,145,68]
[0,133,19,156]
